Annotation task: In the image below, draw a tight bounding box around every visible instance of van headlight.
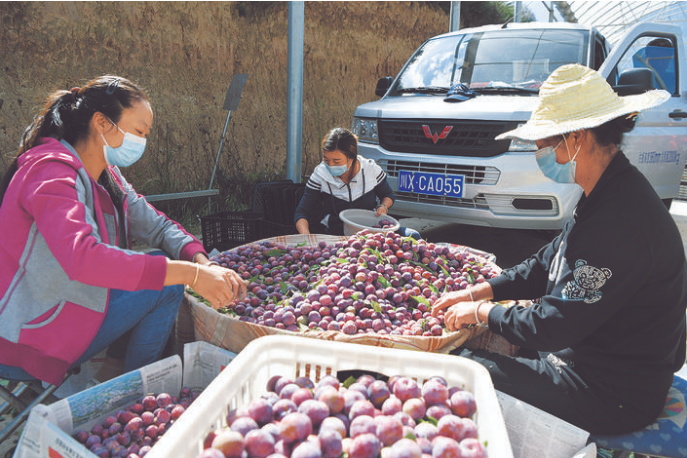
[508,124,537,151]
[351,118,379,144]
[509,137,537,152]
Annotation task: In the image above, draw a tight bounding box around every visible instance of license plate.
[398,170,464,198]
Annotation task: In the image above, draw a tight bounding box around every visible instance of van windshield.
[395,28,590,94]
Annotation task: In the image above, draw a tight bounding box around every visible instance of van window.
[593,36,606,70]
[395,29,590,93]
[611,36,677,94]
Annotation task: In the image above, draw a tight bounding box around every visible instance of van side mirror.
[613,68,653,96]
[375,77,393,97]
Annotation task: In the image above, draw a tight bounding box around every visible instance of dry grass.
[0,1,446,210]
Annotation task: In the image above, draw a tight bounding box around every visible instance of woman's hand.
[375,205,388,217]
[441,300,496,331]
[193,264,247,309]
[431,282,493,316]
[431,289,474,316]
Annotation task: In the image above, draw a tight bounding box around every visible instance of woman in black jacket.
[432,64,687,435]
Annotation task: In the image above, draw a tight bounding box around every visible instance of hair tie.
[70,87,81,95]
[106,78,120,95]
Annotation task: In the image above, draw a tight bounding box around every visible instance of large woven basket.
[187,234,514,355]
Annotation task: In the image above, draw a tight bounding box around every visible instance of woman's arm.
[296,218,310,234]
[165,259,247,309]
[376,196,394,216]
[294,182,324,233]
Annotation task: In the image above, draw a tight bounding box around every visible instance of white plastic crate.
[149,335,514,458]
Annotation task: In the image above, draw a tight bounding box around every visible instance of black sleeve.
[374,176,395,203]
[294,182,323,224]
[488,222,655,352]
[487,231,563,302]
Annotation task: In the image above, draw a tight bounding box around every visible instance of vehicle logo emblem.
[422,125,453,144]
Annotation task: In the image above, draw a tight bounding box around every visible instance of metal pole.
[209,111,231,191]
[549,1,555,22]
[514,1,522,22]
[286,2,304,183]
[449,1,460,32]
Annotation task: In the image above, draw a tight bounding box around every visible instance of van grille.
[395,191,490,209]
[379,160,500,185]
[378,119,518,157]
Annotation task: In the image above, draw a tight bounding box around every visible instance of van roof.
[433,21,597,40]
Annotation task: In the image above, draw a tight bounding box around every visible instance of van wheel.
[662,198,673,210]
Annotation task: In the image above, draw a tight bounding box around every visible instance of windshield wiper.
[397,86,450,94]
[471,86,539,95]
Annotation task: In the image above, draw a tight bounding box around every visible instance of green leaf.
[298,322,309,332]
[265,249,288,257]
[342,376,357,388]
[334,257,350,264]
[429,283,439,294]
[296,241,307,247]
[279,281,289,294]
[411,295,430,306]
[403,431,417,441]
[467,272,475,284]
[378,276,390,288]
[410,260,434,274]
[439,264,450,277]
[371,301,382,314]
[425,416,438,427]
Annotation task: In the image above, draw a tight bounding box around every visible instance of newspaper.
[496,391,591,458]
[14,342,236,458]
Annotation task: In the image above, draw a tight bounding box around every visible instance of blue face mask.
[326,163,348,177]
[535,138,579,184]
[101,123,147,167]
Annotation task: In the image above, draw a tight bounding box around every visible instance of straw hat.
[495,63,670,141]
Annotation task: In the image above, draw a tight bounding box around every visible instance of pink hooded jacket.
[0,138,205,385]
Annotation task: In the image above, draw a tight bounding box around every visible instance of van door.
[599,23,687,201]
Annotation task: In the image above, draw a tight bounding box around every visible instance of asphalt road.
[398,217,559,270]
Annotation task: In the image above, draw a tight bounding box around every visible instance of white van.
[351,22,687,229]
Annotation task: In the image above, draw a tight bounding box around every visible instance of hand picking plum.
[197,373,488,458]
[372,219,395,229]
[71,388,197,458]
[208,230,498,337]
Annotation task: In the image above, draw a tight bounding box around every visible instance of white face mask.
[101,120,147,167]
[535,136,581,184]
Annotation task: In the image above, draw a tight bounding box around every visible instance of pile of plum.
[371,219,395,229]
[209,230,498,337]
[198,373,487,458]
[72,389,198,458]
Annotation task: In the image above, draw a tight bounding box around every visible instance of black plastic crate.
[263,183,297,224]
[261,220,299,239]
[252,180,293,216]
[200,211,263,252]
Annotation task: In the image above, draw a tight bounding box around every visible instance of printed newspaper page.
[496,390,590,458]
[182,341,237,394]
[46,355,182,435]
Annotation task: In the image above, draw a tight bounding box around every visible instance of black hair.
[589,115,637,148]
[0,75,149,204]
[322,127,358,161]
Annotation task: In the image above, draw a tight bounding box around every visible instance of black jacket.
[487,151,687,419]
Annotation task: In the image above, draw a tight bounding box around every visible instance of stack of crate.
[200,180,306,252]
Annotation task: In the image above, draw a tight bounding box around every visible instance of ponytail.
[0,76,149,205]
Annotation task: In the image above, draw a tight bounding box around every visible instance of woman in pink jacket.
[0,76,246,386]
